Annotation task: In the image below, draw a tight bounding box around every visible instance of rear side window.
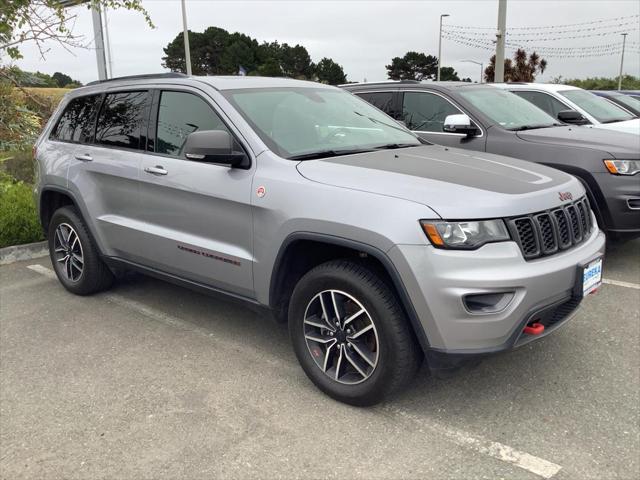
[356,92,395,115]
[51,95,101,143]
[402,92,462,132]
[95,91,149,149]
[512,91,569,118]
[155,91,229,157]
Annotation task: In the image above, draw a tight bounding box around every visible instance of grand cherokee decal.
[177,244,241,266]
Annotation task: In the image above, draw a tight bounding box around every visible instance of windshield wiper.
[288,148,375,161]
[510,123,559,131]
[372,143,420,150]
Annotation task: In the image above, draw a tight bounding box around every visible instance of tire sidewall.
[289,264,406,406]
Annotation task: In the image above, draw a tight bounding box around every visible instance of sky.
[11,0,640,84]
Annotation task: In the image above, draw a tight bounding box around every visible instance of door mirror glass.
[183,130,248,168]
[557,110,589,125]
[443,114,480,136]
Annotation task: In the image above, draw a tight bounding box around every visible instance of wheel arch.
[39,186,104,253]
[269,232,430,352]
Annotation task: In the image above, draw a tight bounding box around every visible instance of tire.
[48,206,114,295]
[288,260,422,406]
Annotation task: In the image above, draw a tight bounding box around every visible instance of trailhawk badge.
[256,185,266,198]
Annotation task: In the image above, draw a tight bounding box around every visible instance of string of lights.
[444,14,639,31]
[442,28,638,42]
[443,20,639,38]
[441,33,640,58]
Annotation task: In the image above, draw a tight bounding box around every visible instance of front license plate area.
[581,257,603,296]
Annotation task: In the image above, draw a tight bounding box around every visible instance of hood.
[591,118,640,136]
[296,145,583,219]
[516,124,640,157]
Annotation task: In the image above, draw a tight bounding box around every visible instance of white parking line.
[602,278,640,290]
[389,407,562,479]
[27,263,563,479]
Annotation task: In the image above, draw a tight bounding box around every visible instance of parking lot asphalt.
[1,240,638,480]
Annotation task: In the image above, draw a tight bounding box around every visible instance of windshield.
[223,87,421,159]
[458,88,558,130]
[607,93,640,115]
[559,90,635,123]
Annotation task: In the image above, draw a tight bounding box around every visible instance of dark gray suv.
[343,81,640,240]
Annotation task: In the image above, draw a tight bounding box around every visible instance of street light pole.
[618,33,628,91]
[461,60,484,83]
[181,0,192,75]
[494,0,507,82]
[437,14,450,81]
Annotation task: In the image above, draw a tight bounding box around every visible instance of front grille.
[508,197,593,260]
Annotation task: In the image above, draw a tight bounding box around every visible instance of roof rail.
[86,72,188,86]
[338,79,421,87]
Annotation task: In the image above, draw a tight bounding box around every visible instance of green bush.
[0,173,44,248]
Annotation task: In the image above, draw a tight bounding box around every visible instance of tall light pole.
[494,0,507,82]
[461,59,484,83]
[437,14,450,81]
[618,33,628,91]
[181,0,192,75]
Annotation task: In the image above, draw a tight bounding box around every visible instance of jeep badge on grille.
[558,191,573,202]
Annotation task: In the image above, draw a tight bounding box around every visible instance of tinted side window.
[156,91,229,157]
[402,92,462,132]
[356,92,395,115]
[513,91,569,118]
[95,91,149,149]
[51,95,101,143]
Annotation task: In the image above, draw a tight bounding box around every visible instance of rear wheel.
[48,206,114,295]
[288,260,422,406]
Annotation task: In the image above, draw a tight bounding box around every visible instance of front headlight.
[420,219,510,249]
[604,159,640,175]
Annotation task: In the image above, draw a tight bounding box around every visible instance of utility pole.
[181,0,192,75]
[437,13,450,81]
[102,2,113,78]
[618,33,628,91]
[494,0,507,83]
[90,3,107,81]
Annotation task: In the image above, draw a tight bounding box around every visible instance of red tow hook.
[523,322,545,335]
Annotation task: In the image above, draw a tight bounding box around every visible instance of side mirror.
[557,110,589,125]
[443,114,480,136]
[183,130,248,168]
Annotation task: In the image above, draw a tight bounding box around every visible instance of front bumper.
[593,172,640,236]
[388,224,606,356]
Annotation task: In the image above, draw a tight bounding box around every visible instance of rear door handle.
[144,165,168,176]
[75,153,93,162]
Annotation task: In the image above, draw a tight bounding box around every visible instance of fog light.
[463,292,515,314]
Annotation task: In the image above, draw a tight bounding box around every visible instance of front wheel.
[288,260,422,406]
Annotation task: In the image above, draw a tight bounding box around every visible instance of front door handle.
[144,165,168,176]
[75,153,93,162]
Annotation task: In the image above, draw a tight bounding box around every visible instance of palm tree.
[484,49,547,82]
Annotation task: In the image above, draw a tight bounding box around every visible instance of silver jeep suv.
[34,74,605,405]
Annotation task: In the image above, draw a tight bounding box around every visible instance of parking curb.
[0,241,48,265]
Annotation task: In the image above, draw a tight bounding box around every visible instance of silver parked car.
[34,74,605,405]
